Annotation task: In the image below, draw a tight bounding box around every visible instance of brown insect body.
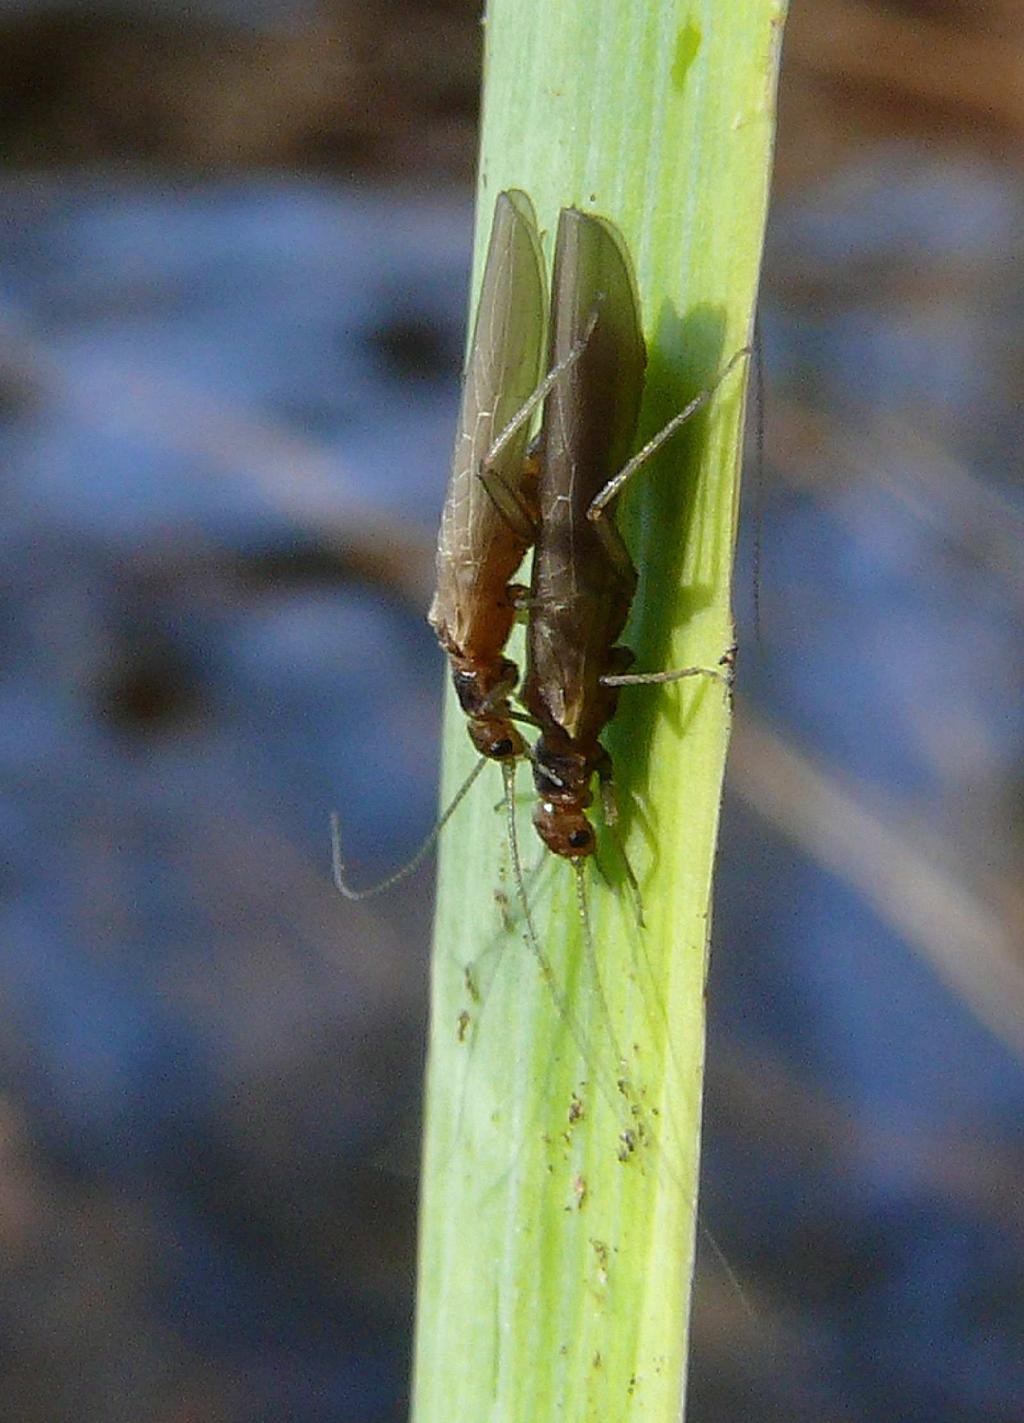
[428,189,547,761]
[333,191,550,900]
[522,209,647,857]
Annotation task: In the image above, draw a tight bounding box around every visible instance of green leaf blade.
[414,2,786,1420]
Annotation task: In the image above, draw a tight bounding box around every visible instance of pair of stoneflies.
[335,189,747,920]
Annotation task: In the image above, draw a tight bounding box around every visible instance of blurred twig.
[729,710,1024,1059]
[0,310,436,611]
[794,0,1024,132]
[73,357,437,609]
[0,3,479,176]
[769,395,1024,603]
[779,0,1024,189]
[708,1036,1024,1236]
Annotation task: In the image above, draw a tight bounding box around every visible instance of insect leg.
[587,346,751,520]
[585,492,639,592]
[602,664,725,688]
[601,643,736,689]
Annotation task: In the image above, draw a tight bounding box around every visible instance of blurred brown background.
[0,3,1022,1421]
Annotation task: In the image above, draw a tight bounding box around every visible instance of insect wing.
[464,190,547,510]
[543,208,646,509]
[525,210,646,743]
[429,191,547,648]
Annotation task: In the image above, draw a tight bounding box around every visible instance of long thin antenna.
[699,1221,757,1322]
[332,754,487,901]
[608,830,646,928]
[752,313,766,646]
[573,862,630,1082]
[507,822,685,1196]
[597,777,645,927]
[503,764,559,996]
[503,764,608,1077]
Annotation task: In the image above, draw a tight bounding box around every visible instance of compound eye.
[568,826,593,852]
[490,737,515,760]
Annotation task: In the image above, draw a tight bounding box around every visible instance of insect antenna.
[503,763,610,1078]
[606,827,646,928]
[572,861,631,1083]
[331,754,488,901]
[752,313,766,646]
[509,802,688,1194]
[503,763,559,998]
[698,1221,758,1322]
[597,777,645,927]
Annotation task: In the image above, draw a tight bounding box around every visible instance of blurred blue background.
[0,3,1021,1420]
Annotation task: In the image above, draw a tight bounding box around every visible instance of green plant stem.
[413,3,786,1420]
